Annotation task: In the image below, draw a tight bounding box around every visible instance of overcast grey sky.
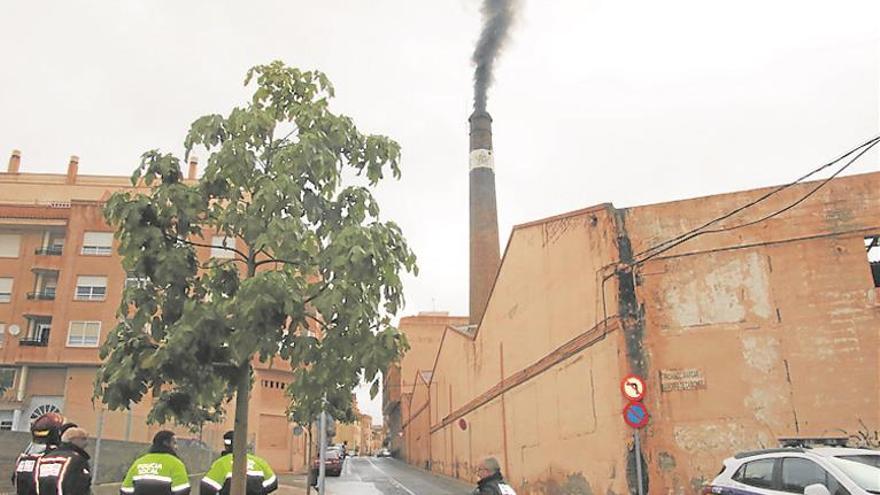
[1,0,878,424]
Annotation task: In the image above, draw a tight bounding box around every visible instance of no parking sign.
[622,402,650,429]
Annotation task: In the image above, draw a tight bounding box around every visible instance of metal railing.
[19,334,50,347]
[26,291,57,301]
[34,246,63,256]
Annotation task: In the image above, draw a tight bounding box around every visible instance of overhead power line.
[634,135,880,265]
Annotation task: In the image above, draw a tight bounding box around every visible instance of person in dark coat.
[11,412,66,495]
[473,457,517,495]
[34,427,92,495]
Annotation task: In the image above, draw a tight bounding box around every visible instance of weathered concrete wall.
[400,172,880,495]
[626,171,880,493]
[423,206,630,494]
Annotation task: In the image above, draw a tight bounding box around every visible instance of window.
[0,234,21,258]
[22,317,51,346]
[81,232,113,256]
[0,367,14,392]
[29,272,58,300]
[125,274,148,289]
[0,278,12,303]
[211,235,236,259]
[75,276,107,301]
[0,323,5,347]
[733,459,776,489]
[780,457,848,495]
[67,321,101,347]
[36,232,65,256]
[866,236,880,288]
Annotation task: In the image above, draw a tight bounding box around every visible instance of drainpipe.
[16,365,28,401]
[14,365,29,431]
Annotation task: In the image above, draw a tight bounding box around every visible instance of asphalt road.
[321,456,473,495]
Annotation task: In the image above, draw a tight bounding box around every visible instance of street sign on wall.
[623,402,650,429]
[621,375,646,402]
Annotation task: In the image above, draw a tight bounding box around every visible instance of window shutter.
[82,232,113,248]
[76,276,107,287]
[0,234,21,258]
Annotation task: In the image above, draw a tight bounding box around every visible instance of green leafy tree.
[96,61,415,495]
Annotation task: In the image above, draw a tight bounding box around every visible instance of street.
[323,456,472,495]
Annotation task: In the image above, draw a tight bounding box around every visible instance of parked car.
[328,445,345,461]
[703,447,880,495]
[376,448,391,458]
[312,450,343,477]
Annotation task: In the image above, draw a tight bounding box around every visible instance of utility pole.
[304,426,313,495]
[91,407,104,490]
[318,395,327,495]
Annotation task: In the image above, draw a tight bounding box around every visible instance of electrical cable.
[634,135,880,265]
[635,135,880,260]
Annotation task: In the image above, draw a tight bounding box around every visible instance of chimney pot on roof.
[187,155,198,180]
[66,155,79,184]
[7,149,21,173]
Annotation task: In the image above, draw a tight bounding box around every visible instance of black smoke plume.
[472,0,517,113]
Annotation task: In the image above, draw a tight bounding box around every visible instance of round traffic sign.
[621,375,646,402]
[623,402,650,429]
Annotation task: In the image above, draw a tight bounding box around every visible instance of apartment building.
[0,151,307,471]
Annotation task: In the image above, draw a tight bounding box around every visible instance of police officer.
[11,412,65,495]
[200,431,278,495]
[34,427,93,495]
[120,431,191,495]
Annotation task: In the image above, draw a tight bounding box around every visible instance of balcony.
[19,334,50,347]
[26,290,56,301]
[34,246,63,256]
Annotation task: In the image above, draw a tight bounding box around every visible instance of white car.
[703,447,880,495]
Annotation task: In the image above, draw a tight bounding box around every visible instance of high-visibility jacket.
[200,454,277,495]
[119,453,190,495]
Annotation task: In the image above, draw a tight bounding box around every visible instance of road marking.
[366,457,418,495]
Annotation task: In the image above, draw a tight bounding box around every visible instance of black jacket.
[474,471,517,495]
[12,443,52,495]
[35,442,92,495]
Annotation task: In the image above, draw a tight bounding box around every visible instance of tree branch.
[254,257,305,268]
[164,233,248,260]
[304,312,335,332]
[200,258,246,270]
[304,282,331,305]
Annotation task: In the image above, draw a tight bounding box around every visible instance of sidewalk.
[94,472,311,495]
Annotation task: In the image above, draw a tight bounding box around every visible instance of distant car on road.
[703,447,880,495]
[312,450,343,477]
[376,448,391,458]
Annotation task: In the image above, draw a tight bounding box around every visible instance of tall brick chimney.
[468,111,501,325]
[187,155,198,180]
[66,155,79,184]
[7,150,21,173]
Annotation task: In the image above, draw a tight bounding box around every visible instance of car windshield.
[828,456,880,493]
[326,451,340,459]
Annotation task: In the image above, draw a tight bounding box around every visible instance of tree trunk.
[231,363,251,495]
